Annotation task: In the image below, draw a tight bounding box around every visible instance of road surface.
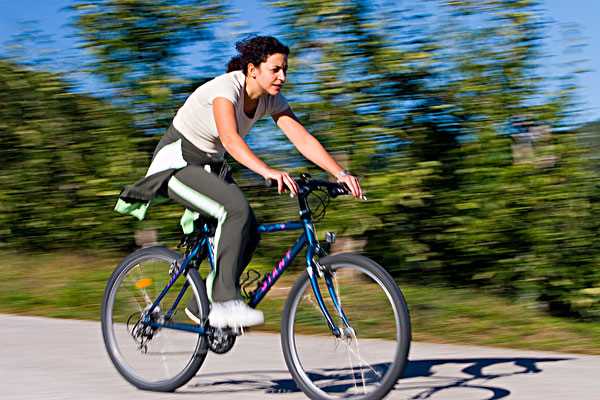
[1,314,598,399]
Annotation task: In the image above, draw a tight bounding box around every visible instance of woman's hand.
[262,168,299,195]
[337,172,363,199]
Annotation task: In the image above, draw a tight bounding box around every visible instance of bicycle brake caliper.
[168,261,178,276]
[312,259,322,278]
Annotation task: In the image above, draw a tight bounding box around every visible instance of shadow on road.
[181,356,569,399]
[400,356,569,399]
[184,369,299,395]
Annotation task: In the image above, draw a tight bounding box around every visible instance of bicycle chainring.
[208,328,237,354]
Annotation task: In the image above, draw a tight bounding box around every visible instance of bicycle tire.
[101,246,209,392]
[281,253,411,400]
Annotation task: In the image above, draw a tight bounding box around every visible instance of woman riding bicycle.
[115,35,362,329]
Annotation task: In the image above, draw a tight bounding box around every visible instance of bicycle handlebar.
[265,175,366,200]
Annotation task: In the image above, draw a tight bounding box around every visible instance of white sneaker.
[208,300,264,329]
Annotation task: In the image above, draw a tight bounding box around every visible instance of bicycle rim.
[105,253,205,388]
[287,262,407,399]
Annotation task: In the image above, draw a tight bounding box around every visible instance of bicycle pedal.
[230,326,247,336]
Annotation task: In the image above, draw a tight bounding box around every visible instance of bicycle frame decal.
[260,249,292,291]
[249,233,306,308]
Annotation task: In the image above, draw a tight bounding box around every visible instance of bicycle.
[101,173,411,400]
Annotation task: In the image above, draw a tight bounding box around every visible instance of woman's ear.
[247,63,257,78]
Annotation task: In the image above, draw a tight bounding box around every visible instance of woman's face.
[251,53,288,96]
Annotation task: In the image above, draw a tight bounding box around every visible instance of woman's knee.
[232,202,253,226]
[224,187,253,221]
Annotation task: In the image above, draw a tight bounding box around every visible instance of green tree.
[426,1,600,318]
[269,0,600,318]
[0,60,143,250]
[266,0,438,256]
[69,0,228,135]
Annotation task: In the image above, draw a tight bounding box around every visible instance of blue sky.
[1,0,599,122]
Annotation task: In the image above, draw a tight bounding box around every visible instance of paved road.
[1,314,599,399]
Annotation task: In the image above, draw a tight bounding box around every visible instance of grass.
[1,250,600,354]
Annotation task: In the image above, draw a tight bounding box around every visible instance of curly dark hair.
[226,36,289,74]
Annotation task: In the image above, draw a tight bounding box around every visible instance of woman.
[115,36,363,329]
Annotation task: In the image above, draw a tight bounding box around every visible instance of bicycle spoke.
[123,277,145,313]
[159,346,172,379]
[123,268,152,312]
[348,335,383,378]
[344,337,360,394]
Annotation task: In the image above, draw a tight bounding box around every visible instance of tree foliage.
[268,0,600,318]
[68,0,228,134]
[0,60,143,249]
[1,0,599,319]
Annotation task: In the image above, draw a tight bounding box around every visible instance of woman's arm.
[273,108,363,198]
[273,108,344,176]
[213,97,298,194]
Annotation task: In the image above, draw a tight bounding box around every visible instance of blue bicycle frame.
[144,183,348,338]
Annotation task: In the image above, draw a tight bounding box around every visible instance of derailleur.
[128,312,157,354]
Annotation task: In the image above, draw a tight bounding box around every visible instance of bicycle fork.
[308,260,353,338]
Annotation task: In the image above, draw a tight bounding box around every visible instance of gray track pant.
[167,166,260,302]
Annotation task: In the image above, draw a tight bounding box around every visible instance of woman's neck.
[244,75,265,101]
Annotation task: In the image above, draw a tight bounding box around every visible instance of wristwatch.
[336,169,352,179]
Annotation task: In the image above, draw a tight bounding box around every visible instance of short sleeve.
[267,93,290,116]
[207,72,242,106]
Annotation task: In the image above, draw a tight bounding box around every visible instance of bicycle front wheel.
[281,253,411,400]
[101,246,209,392]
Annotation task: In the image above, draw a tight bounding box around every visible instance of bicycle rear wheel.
[101,246,209,392]
[281,253,411,400]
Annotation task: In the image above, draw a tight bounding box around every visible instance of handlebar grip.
[328,184,347,197]
[330,182,367,200]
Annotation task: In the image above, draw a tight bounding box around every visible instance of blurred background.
[1,0,600,352]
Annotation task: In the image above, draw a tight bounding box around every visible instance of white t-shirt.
[172,70,289,160]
